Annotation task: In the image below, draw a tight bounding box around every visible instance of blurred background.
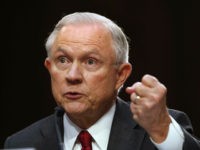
[1,0,200,147]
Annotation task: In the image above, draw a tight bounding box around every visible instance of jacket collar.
[107,98,147,150]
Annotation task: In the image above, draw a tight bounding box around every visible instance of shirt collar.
[63,113,81,150]
[63,103,116,150]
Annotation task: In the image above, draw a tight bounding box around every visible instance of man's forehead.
[56,46,101,55]
[59,23,110,35]
[54,24,113,50]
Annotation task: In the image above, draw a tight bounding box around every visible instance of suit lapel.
[39,107,65,150]
[107,98,146,150]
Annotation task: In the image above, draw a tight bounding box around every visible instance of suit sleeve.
[4,137,10,148]
[169,109,200,149]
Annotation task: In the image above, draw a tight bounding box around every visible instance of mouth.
[64,92,84,100]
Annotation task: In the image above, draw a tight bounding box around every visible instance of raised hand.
[126,74,171,143]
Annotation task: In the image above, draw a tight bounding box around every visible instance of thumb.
[125,86,135,94]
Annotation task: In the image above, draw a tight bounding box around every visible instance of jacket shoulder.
[168,109,193,133]
[4,114,55,148]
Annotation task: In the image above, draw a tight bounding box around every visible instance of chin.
[62,102,89,115]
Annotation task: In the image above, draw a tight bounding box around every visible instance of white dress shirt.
[151,116,184,150]
[63,103,116,150]
[63,102,184,150]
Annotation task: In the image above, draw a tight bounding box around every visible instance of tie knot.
[78,130,92,150]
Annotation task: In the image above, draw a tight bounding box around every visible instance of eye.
[83,57,102,71]
[86,58,96,65]
[54,56,71,70]
[58,56,68,63]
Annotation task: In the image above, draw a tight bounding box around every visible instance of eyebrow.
[57,47,67,53]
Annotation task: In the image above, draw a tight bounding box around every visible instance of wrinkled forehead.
[60,23,111,39]
[52,23,116,58]
[55,23,113,48]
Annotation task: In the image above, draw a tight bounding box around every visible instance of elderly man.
[4,12,200,150]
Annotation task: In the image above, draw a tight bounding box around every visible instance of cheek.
[50,71,65,101]
[87,71,117,111]
[86,70,117,96]
[51,72,62,88]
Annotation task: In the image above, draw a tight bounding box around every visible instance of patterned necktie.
[78,130,92,150]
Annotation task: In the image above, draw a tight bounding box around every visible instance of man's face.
[45,23,131,123]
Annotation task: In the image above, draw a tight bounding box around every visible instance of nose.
[65,62,82,84]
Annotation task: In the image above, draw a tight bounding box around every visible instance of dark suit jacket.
[4,99,200,150]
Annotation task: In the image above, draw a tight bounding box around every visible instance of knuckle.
[142,74,156,81]
[156,84,167,96]
[161,84,167,93]
[142,74,149,82]
[134,82,142,92]
[135,82,142,87]
[143,100,153,110]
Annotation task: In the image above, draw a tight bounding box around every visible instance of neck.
[67,101,115,129]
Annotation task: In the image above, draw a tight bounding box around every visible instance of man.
[4,12,200,150]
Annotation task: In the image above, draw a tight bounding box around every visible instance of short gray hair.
[45,12,129,64]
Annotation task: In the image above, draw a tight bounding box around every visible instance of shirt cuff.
[150,116,184,150]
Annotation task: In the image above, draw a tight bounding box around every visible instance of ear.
[44,57,52,72]
[115,63,132,90]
